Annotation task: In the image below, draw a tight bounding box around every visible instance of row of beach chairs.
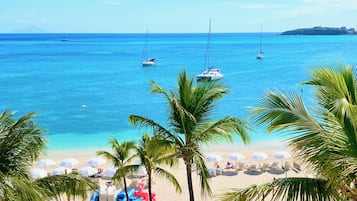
[208,161,302,177]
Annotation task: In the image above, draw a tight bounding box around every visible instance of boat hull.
[256,52,264,59]
[196,67,223,82]
[142,61,155,67]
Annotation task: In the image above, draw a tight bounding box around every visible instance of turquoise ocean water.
[1,33,357,150]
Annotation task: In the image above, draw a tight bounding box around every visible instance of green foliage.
[97,139,137,201]
[129,70,250,201]
[133,134,181,201]
[222,64,357,200]
[0,110,97,201]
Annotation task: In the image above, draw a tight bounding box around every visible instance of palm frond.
[129,114,185,146]
[35,173,98,200]
[219,177,339,201]
[154,167,182,193]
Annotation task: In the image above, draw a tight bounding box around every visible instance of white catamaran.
[196,19,223,82]
[141,30,156,67]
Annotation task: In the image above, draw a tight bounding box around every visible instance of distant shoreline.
[281,26,357,35]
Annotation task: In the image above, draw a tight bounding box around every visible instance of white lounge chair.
[270,161,281,170]
[236,162,246,171]
[208,168,217,177]
[293,162,301,172]
[284,161,292,171]
[261,163,270,172]
[247,164,258,172]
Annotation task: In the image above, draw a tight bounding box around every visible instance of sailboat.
[141,30,156,67]
[196,19,223,82]
[256,25,264,60]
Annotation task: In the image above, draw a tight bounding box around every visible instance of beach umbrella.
[134,158,142,165]
[60,158,79,168]
[30,168,48,179]
[133,166,147,178]
[205,153,223,163]
[250,152,268,160]
[78,166,98,177]
[227,153,245,161]
[36,159,56,168]
[250,152,268,166]
[103,167,118,178]
[51,166,72,175]
[273,151,291,160]
[87,157,106,168]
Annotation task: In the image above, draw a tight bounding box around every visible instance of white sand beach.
[38,141,310,201]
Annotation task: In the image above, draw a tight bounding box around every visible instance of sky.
[1,0,357,33]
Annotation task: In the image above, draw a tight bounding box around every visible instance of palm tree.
[97,139,137,201]
[0,110,97,201]
[129,70,250,201]
[133,133,182,201]
[220,65,357,200]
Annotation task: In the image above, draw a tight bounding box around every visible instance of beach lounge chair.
[245,164,262,175]
[236,162,245,171]
[208,168,217,177]
[270,161,281,170]
[247,164,258,172]
[216,167,224,175]
[284,161,292,171]
[99,185,116,201]
[293,162,301,172]
[261,163,270,172]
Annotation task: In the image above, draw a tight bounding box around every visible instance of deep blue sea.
[1,33,357,150]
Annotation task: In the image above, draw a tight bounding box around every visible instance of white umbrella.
[133,166,147,177]
[250,152,268,166]
[60,158,79,168]
[250,152,268,160]
[36,159,56,168]
[103,167,118,178]
[227,153,245,161]
[30,168,48,179]
[205,153,223,163]
[51,166,72,175]
[87,157,106,168]
[134,158,142,165]
[78,166,98,177]
[273,151,291,160]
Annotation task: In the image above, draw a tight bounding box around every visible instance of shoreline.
[41,139,289,157]
[38,139,308,201]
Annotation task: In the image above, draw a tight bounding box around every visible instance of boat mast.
[204,18,211,70]
[259,25,262,53]
[142,30,149,60]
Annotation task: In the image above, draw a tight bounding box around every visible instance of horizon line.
[0,32,282,34]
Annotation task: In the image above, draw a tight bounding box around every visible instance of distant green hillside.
[281,26,356,35]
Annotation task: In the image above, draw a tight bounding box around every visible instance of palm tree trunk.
[123,177,129,201]
[186,163,195,201]
[148,170,153,201]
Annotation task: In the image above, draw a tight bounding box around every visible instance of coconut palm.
[133,133,182,201]
[220,65,357,200]
[129,70,250,201]
[97,139,137,201]
[0,110,97,201]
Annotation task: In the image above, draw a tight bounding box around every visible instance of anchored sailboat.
[256,25,264,60]
[196,19,223,82]
[141,30,156,67]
